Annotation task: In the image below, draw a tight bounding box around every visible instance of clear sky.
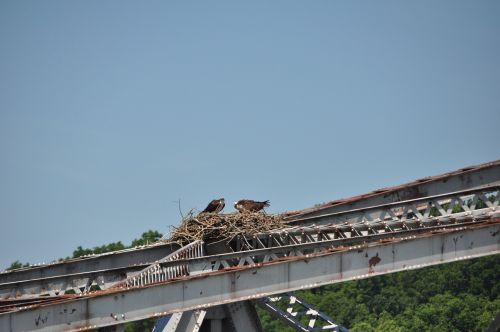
[1,1,499,270]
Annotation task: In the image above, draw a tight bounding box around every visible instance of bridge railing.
[111,240,204,289]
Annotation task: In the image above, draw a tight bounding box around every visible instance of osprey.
[234,199,270,213]
[202,198,225,213]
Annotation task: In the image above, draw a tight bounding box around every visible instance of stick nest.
[169,212,286,244]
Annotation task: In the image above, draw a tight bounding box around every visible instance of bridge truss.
[0,160,499,331]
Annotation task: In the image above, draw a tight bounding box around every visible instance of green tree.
[375,312,402,332]
[72,241,126,258]
[351,321,375,332]
[131,230,163,247]
[124,318,157,332]
[6,260,30,271]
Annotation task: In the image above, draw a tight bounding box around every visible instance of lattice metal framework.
[257,293,348,332]
[112,241,204,289]
[0,243,202,304]
[1,186,497,304]
[0,161,499,331]
[233,186,499,251]
[1,216,498,330]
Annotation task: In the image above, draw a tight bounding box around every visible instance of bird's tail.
[262,200,270,207]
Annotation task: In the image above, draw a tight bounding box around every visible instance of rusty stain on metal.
[368,253,381,273]
[2,218,498,317]
[378,237,396,244]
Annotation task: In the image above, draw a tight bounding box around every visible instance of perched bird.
[234,199,270,213]
[202,198,225,213]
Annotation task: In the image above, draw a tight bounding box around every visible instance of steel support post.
[225,301,263,332]
[162,311,206,332]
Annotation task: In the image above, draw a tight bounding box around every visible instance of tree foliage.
[124,318,157,332]
[71,230,163,258]
[258,254,500,332]
[131,230,163,247]
[6,260,30,271]
[72,241,126,258]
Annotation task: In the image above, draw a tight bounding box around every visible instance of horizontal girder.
[1,219,498,331]
[0,243,203,304]
[0,242,180,284]
[1,161,498,331]
[1,185,497,302]
[285,160,500,221]
[285,184,499,228]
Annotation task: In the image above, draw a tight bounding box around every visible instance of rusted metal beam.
[1,220,498,331]
[225,301,264,332]
[161,311,206,332]
[0,265,147,301]
[0,242,202,302]
[285,160,500,221]
[279,185,498,228]
[2,161,497,303]
[2,193,497,302]
[0,242,180,284]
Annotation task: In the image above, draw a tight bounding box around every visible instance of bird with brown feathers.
[202,198,225,213]
[234,199,270,213]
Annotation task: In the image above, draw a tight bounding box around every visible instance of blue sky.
[1,1,499,269]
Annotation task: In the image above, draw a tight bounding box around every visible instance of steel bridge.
[1,160,499,332]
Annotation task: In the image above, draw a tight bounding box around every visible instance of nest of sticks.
[169,212,285,244]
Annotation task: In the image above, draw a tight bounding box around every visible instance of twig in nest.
[169,212,285,244]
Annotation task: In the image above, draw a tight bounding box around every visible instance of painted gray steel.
[1,221,498,331]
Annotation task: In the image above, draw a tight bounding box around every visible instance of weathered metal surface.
[267,185,499,231]
[186,221,498,279]
[2,162,497,304]
[1,220,498,331]
[155,296,265,331]
[0,265,146,301]
[285,160,500,221]
[153,315,171,331]
[257,293,347,331]
[0,243,183,301]
[0,242,180,284]
[154,303,264,332]
[111,241,204,289]
[2,193,497,302]
[0,161,498,331]
[225,301,264,332]
[162,311,206,332]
